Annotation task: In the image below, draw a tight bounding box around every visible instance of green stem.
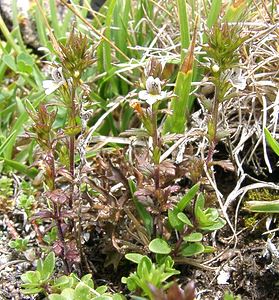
[68,88,77,209]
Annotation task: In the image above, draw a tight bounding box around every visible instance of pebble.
[0,254,11,265]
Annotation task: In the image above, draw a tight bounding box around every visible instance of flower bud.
[212,64,220,73]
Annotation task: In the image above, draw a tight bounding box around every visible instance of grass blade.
[164,17,198,133]
[49,0,62,39]
[245,200,279,213]
[264,128,279,156]
[177,0,190,62]
[206,0,222,29]
[0,158,38,178]
[0,131,16,156]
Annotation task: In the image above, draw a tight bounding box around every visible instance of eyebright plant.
[26,28,94,273]
[21,251,56,295]
[202,23,247,164]
[48,274,124,300]
[121,254,180,299]
[9,237,29,252]
[130,58,174,236]
[149,183,225,257]
[21,252,123,299]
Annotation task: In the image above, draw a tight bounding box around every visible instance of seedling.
[122,254,180,299]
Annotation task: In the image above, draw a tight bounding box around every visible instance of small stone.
[0,254,11,265]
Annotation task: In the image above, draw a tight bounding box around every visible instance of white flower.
[230,68,247,91]
[227,68,246,91]
[42,67,66,95]
[146,76,161,95]
[139,76,170,106]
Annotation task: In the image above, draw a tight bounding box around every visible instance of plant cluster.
[0,0,277,299]
[21,252,123,299]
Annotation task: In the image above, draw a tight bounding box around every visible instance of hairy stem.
[152,107,160,189]
[49,151,70,273]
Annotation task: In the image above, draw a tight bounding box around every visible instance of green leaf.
[94,295,112,300]
[177,212,193,227]
[206,0,222,29]
[159,268,180,282]
[204,208,219,222]
[95,285,108,294]
[40,252,55,280]
[21,271,41,284]
[53,275,72,289]
[0,131,16,156]
[112,294,125,300]
[3,54,17,71]
[224,0,246,22]
[177,0,190,62]
[195,206,208,225]
[17,52,34,74]
[74,282,91,299]
[264,128,279,156]
[125,253,144,264]
[203,246,216,253]
[194,193,205,215]
[149,238,171,254]
[183,232,203,242]
[49,295,66,300]
[164,70,193,133]
[168,207,184,231]
[199,218,226,231]
[245,200,279,213]
[137,256,152,278]
[81,274,94,289]
[20,287,43,295]
[177,183,200,211]
[180,242,205,257]
[0,158,38,178]
[61,288,75,300]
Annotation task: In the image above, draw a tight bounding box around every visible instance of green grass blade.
[164,17,198,133]
[61,0,79,34]
[0,131,16,156]
[264,128,279,156]
[113,0,131,60]
[245,200,279,213]
[34,1,48,47]
[0,157,38,178]
[12,0,25,49]
[206,0,222,29]
[49,0,62,39]
[99,0,116,72]
[177,0,190,62]
[164,70,193,133]
[0,14,21,53]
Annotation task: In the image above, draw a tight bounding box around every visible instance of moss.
[247,188,279,202]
